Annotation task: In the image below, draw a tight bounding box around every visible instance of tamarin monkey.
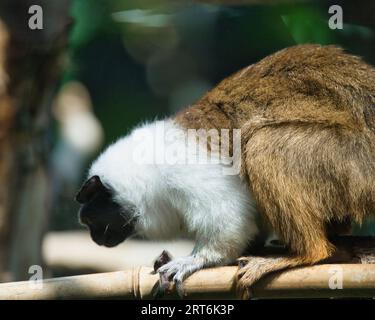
[76,44,375,298]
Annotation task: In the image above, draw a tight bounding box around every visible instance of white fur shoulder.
[89,119,259,261]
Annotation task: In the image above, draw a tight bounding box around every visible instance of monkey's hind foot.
[237,255,313,300]
[236,256,284,299]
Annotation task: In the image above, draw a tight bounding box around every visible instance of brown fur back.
[175,45,375,283]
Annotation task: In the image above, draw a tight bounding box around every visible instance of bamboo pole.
[0,264,375,299]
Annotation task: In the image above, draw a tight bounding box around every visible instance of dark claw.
[153,250,173,273]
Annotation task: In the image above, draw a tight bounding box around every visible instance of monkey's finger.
[173,276,186,299]
[160,272,172,291]
[157,264,179,281]
[153,272,173,299]
[237,285,252,300]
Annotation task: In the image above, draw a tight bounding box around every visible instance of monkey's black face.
[75,176,136,248]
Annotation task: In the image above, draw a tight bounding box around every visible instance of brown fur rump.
[173,45,375,294]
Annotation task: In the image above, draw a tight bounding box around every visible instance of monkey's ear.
[75,175,105,204]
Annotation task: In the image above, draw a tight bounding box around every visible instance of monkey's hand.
[156,254,205,298]
[152,250,173,298]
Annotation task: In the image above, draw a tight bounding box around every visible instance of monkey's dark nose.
[89,228,106,246]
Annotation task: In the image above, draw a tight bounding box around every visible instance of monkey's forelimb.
[155,237,243,298]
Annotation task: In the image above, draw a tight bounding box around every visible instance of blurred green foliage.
[65,0,375,145]
[281,6,333,44]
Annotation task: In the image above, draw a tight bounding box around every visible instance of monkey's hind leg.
[236,215,335,299]
[236,214,334,299]
[238,124,343,299]
[237,213,336,299]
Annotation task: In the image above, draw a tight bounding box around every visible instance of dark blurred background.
[0,0,374,282]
